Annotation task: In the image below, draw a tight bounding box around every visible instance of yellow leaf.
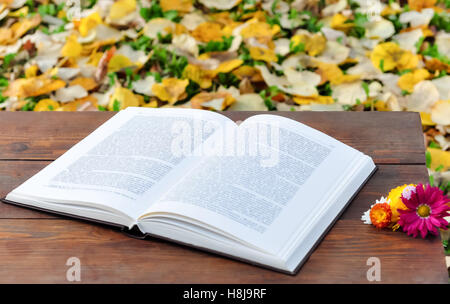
[427,147,450,171]
[108,87,140,110]
[3,76,66,98]
[191,22,224,42]
[249,47,277,63]
[107,54,133,73]
[408,0,436,11]
[33,99,60,112]
[316,62,360,85]
[79,12,102,37]
[152,78,189,104]
[0,14,41,44]
[160,0,192,13]
[397,69,430,92]
[25,65,38,78]
[240,20,280,40]
[191,91,235,110]
[293,95,334,105]
[61,35,83,58]
[109,0,136,20]
[232,65,263,82]
[69,77,98,91]
[370,42,418,72]
[57,95,98,111]
[330,14,353,32]
[420,112,435,126]
[183,64,215,89]
[290,33,326,56]
[8,7,29,17]
[214,59,244,74]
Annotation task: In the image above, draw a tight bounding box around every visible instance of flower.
[398,184,450,238]
[361,196,389,225]
[387,184,416,223]
[369,202,392,229]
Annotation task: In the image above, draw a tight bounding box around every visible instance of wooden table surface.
[0,111,447,283]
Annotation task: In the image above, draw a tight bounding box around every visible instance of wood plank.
[0,217,446,283]
[0,162,428,219]
[0,112,425,164]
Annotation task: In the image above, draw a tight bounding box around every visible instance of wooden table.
[0,111,447,283]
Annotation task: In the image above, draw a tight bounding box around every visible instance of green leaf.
[289,41,305,54]
[361,81,369,97]
[415,36,425,53]
[108,72,116,86]
[113,99,121,111]
[0,77,8,87]
[429,141,441,149]
[199,36,234,54]
[426,150,432,168]
[3,53,16,68]
[435,164,444,172]
[379,59,385,72]
[216,72,240,88]
[163,10,180,22]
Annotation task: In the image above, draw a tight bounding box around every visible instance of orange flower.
[369,203,392,229]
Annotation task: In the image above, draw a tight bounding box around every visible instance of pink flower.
[398,184,450,238]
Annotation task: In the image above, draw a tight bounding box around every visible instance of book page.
[143,114,365,255]
[8,108,234,221]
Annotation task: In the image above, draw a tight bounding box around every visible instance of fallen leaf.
[152,78,189,104]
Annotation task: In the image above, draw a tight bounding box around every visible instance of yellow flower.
[387,184,416,224]
[370,42,419,72]
[109,0,136,20]
[152,78,189,104]
[397,69,430,93]
[33,99,60,112]
[249,47,278,63]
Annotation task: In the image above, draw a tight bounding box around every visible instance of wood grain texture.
[0,218,446,283]
[0,111,445,283]
[0,111,425,164]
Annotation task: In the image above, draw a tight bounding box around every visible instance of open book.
[3,107,376,274]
